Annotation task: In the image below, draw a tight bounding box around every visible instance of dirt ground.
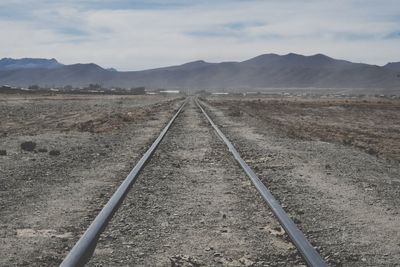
[88,99,305,266]
[1,93,399,266]
[202,95,400,266]
[0,93,183,266]
[206,96,400,162]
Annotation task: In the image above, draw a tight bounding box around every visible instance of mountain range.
[0,58,63,70]
[0,54,399,93]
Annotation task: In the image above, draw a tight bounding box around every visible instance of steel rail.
[60,100,187,267]
[196,99,327,267]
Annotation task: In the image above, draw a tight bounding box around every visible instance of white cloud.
[0,0,399,70]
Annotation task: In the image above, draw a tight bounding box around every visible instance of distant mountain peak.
[0,57,63,70]
[191,60,206,64]
[181,60,209,66]
[65,63,104,72]
[284,53,333,61]
[285,52,302,57]
[241,52,337,66]
[0,57,61,63]
[312,53,329,57]
[384,62,400,71]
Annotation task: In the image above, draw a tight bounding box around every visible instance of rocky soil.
[202,95,400,266]
[208,96,400,162]
[88,99,306,266]
[2,92,399,266]
[0,93,182,266]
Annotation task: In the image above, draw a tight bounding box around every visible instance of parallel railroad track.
[61,97,326,267]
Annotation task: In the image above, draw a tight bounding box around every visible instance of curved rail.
[195,99,327,267]
[60,100,187,267]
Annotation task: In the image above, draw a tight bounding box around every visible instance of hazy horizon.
[1,52,398,72]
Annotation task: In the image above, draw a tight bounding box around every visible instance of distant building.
[159,90,180,94]
[211,92,229,95]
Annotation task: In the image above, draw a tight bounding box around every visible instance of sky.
[0,0,399,70]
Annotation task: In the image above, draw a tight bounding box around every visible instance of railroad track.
[61,97,326,267]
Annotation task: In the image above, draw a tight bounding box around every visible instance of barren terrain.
[1,93,399,266]
[0,93,182,266]
[88,99,304,266]
[203,95,400,266]
[206,96,400,162]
